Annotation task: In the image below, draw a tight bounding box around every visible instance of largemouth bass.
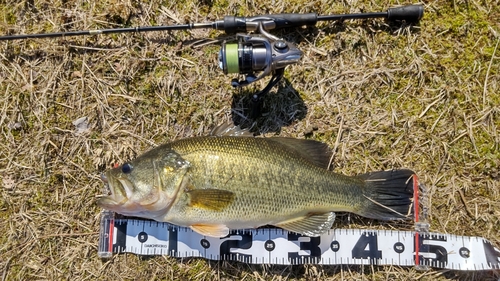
[98,126,415,237]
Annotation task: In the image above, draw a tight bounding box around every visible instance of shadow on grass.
[230,78,307,135]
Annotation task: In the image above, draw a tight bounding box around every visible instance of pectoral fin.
[187,189,235,211]
[275,212,336,237]
[190,224,230,238]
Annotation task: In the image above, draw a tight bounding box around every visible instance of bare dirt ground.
[1,0,499,280]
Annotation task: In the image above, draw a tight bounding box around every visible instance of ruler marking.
[268,229,271,263]
[140,220,145,254]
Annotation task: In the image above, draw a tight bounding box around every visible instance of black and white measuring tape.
[98,211,500,271]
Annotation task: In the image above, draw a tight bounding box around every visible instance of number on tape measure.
[220,231,253,262]
[483,240,500,269]
[351,232,382,263]
[288,233,322,264]
[415,234,447,268]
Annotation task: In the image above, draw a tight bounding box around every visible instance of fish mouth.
[97,172,133,208]
[97,169,176,219]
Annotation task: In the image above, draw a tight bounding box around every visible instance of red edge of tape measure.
[108,219,114,253]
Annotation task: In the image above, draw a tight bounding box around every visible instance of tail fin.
[357,169,415,220]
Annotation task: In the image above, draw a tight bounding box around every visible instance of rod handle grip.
[221,13,317,33]
[387,5,424,22]
[262,13,318,29]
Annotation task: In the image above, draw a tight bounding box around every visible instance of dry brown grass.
[1,0,499,280]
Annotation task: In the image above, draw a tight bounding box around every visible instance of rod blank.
[0,5,423,41]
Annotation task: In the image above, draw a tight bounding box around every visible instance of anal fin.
[275,212,336,237]
[190,224,230,238]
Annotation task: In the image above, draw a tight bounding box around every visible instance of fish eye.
[121,163,133,174]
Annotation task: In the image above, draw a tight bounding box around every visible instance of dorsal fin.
[266,138,332,169]
[210,122,254,137]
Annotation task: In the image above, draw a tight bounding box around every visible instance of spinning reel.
[219,24,302,100]
[0,4,424,101]
[219,31,301,87]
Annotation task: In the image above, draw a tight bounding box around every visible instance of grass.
[1,0,499,280]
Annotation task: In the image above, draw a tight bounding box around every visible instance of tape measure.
[97,211,500,271]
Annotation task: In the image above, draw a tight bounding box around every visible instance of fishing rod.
[0,4,423,100]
